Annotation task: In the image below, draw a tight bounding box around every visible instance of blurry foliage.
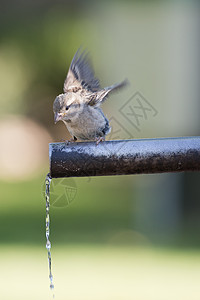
[0,175,134,245]
[0,3,97,132]
[0,173,200,247]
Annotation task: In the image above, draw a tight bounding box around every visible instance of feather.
[88,79,129,106]
[64,48,100,93]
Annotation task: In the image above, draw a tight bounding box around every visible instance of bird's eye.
[66,106,70,111]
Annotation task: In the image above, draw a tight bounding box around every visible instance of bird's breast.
[63,107,109,140]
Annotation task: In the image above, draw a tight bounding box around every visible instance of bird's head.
[53,93,83,124]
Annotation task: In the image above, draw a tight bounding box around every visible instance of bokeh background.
[0,0,200,299]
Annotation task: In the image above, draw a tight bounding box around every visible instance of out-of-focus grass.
[0,244,200,300]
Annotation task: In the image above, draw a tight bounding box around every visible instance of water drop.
[46,240,51,250]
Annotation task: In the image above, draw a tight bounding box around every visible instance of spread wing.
[64,49,100,93]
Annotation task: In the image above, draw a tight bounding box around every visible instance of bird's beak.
[54,113,63,124]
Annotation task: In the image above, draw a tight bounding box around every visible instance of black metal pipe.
[49,137,200,178]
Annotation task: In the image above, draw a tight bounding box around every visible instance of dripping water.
[45,173,55,297]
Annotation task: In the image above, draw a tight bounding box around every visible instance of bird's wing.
[88,79,129,106]
[64,49,100,93]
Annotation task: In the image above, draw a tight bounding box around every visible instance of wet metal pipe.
[49,137,200,178]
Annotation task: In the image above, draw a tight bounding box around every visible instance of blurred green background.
[0,0,200,299]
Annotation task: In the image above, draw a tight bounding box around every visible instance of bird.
[53,48,128,144]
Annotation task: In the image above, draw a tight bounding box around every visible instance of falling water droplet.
[45,173,55,298]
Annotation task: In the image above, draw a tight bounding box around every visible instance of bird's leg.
[95,136,105,145]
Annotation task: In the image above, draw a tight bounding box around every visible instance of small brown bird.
[53,49,128,144]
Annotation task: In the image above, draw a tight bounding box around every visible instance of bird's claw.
[95,137,105,145]
[60,138,77,145]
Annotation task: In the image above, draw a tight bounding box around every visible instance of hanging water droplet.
[46,240,51,250]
